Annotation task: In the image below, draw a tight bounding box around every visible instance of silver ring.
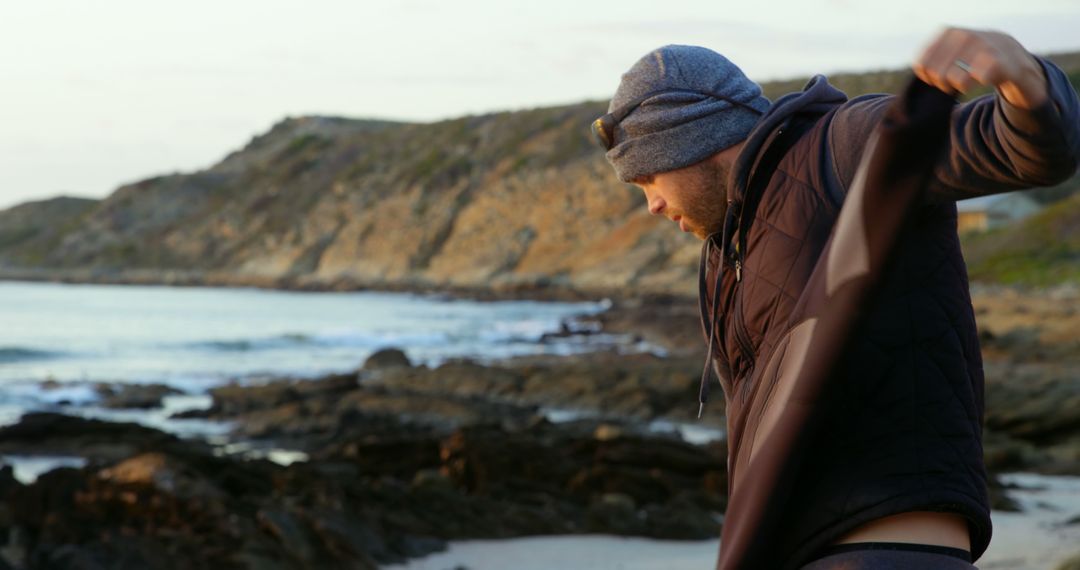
[954,59,973,73]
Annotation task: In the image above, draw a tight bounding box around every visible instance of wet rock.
[0,430,431,569]
[94,383,184,409]
[0,413,185,461]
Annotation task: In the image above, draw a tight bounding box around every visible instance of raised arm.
[828,27,1080,203]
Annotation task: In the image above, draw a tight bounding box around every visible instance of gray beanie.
[604,45,770,183]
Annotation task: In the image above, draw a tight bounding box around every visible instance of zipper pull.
[735,259,742,282]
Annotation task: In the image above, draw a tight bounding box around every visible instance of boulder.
[363,348,412,370]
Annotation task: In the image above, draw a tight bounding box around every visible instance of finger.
[934,31,979,94]
[913,27,956,90]
[919,28,973,94]
[961,50,998,89]
[944,58,978,94]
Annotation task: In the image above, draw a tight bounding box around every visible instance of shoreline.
[0,267,666,303]
[0,280,1076,567]
[1,266,1076,302]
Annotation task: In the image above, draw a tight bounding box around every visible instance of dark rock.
[585,493,641,534]
[302,510,386,565]
[363,348,412,370]
[319,436,442,478]
[0,464,21,496]
[988,474,1023,512]
[0,412,185,461]
[256,508,320,565]
[207,381,302,416]
[37,544,109,570]
[0,374,733,569]
[640,492,722,539]
[95,383,184,409]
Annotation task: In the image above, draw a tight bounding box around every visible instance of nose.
[647,196,666,215]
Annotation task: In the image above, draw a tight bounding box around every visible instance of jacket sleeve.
[826,57,1080,204]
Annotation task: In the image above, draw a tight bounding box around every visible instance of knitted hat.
[604,45,770,183]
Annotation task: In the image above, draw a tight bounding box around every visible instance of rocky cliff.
[2,53,1078,298]
[0,107,702,298]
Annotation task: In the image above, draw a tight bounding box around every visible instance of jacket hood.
[728,75,848,204]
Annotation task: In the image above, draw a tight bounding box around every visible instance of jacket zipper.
[732,258,756,369]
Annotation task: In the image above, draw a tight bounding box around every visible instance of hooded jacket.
[700,58,1080,569]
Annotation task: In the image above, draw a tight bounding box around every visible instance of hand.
[913,27,1048,109]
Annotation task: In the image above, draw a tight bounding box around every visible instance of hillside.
[0,196,100,263]
[961,192,1080,286]
[1,53,1078,298]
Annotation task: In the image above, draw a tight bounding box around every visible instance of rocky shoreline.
[0,287,1076,568]
[0,349,726,569]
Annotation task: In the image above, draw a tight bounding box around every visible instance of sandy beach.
[384,473,1080,570]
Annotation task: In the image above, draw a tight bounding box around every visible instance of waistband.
[812,541,971,563]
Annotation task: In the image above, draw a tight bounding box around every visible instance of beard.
[682,160,731,240]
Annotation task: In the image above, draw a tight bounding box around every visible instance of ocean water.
[0,281,694,485]
[0,280,634,400]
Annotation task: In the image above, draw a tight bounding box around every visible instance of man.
[592,28,1080,569]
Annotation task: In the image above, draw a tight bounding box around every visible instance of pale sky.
[2,0,1079,209]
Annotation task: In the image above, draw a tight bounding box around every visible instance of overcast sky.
[2,0,1079,209]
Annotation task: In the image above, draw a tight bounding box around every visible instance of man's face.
[634,158,729,240]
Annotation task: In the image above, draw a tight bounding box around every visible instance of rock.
[97,452,228,500]
[988,474,1022,512]
[0,366,734,569]
[256,508,320,565]
[363,348,412,370]
[411,468,455,492]
[320,436,442,478]
[586,492,641,534]
[0,464,20,496]
[0,412,185,461]
[0,429,423,569]
[594,423,624,441]
[39,544,108,570]
[207,381,303,416]
[94,383,184,409]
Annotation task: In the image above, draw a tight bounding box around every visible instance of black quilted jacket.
[701,59,1080,569]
